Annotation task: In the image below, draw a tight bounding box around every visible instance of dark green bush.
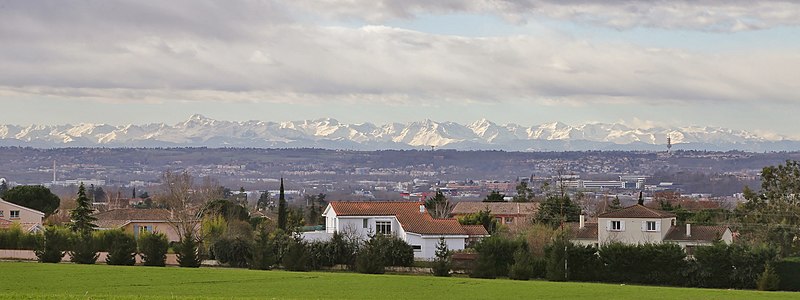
[382,235,414,267]
[472,235,521,278]
[70,233,99,264]
[176,233,201,268]
[138,232,169,267]
[307,240,335,270]
[212,237,252,268]
[329,232,358,267]
[282,238,310,271]
[598,242,686,285]
[566,244,601,282]
[0,226,39,250]
[757,263,780,291]
[356,236,385,274]
[544,237,567,281]
[693,242,777,289]
[104,230,137,266]
[250,228,277,270]
[470,252,496,279]
[531,257,547,279]
[35,226,71,263]
[775,258,800,291]
[509,247,533,280]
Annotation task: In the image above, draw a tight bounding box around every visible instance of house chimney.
[579,214,585,229]
[419,204,426,213]
[686,223,691,237]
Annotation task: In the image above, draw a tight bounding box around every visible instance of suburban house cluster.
[0,198,44,233]
[571,204,733,253]
[3,192,733,260]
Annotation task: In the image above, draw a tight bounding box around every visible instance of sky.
[1,1,799,138]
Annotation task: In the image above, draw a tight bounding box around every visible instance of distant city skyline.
[1,1,799,138]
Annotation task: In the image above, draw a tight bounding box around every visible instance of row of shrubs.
[211,229,415,274]
[3,226,171,266]
[467,235,788,290]
[3,225,417,274]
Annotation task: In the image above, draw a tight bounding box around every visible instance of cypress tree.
[278,178,287,230]
[69,183,98,234]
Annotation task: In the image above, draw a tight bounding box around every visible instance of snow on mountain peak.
[0,115,790,151]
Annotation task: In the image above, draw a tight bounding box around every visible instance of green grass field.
[1,261,798,299]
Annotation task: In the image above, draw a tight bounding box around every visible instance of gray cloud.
[1,1,799,108]
[289,0,800,31]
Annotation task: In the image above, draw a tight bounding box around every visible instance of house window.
[10,210,20,219]
[412,245,422,252]
[376,221,391,235]
[504,217,514,224]
[0,210,4,217]
[646,221,657,231]
[363,218,368,228]
[611,220,622,231]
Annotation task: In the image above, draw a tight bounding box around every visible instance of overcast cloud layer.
[1,1,799,137]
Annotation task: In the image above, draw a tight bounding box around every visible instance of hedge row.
[468,236,781,290]
[545,241,778,290]
[6,226,171,266]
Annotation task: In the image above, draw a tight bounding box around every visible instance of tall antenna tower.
[52,160,57,185]
[666,136,672,154]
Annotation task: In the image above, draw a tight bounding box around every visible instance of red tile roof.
[463,225,490,236]
[329,201,488,236]
[598,204,676,218]
[451,202,539,216]
[93,209,173,228]
[570,223,599,240]
[664,225,730,241]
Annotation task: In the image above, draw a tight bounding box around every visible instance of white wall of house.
[598,217,676,244]
[406,233,467,259]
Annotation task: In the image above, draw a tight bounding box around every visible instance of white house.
[571,204,733,253]
[303,201,489,260]
[0,198,45,232]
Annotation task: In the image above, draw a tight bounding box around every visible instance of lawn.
[1,261,798,299]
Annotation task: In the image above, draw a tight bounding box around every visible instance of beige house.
[94,209,182,242]
[0,198,44,232]
[451,202,539,225]
[571,204,733,251]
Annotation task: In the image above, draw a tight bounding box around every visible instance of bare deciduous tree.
[159,170,220,242]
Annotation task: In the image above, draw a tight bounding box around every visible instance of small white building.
[303,201,488,260]
[571,204,733,254]
[0,198,45,232]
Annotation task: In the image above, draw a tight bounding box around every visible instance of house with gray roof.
[571,204,733,253]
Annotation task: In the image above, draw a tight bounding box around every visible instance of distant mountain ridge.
[0,114,797,151]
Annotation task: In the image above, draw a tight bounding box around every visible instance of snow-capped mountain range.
[0,114,797,151]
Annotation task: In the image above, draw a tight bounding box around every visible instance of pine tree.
[0,179,8,197]
[176,232,201,268]
[278,178,287,231]
[250,226,276,270]
[69,183,97,234]
[610,196,622,210]
[431,238,452,277]
[70,233,99,264]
